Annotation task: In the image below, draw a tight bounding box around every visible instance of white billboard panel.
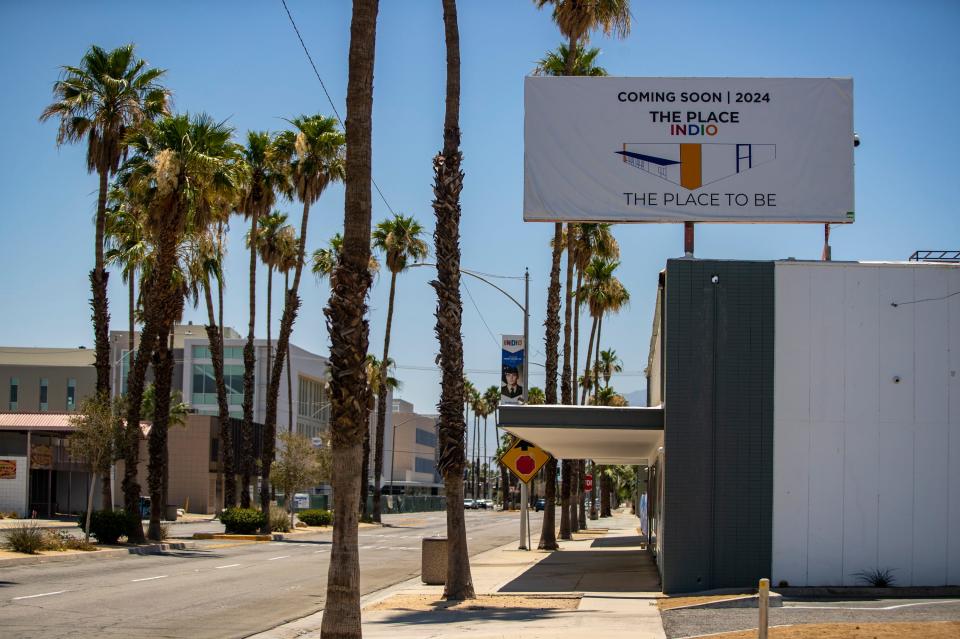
[524,77,854,223]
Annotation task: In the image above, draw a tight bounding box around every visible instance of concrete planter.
[163,505,179,521]
[422,537,447,585]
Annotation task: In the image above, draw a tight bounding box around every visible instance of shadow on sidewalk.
[368,606,571,626]
[498,546,661,593]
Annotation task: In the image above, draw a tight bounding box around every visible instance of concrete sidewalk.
[254,511,665,639]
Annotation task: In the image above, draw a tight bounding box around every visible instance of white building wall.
[773,261,960,587]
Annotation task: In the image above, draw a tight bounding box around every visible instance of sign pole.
[520,480,529,550]
[519,268,530,550]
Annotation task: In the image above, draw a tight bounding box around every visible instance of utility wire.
[462,279,501,349]
[280,0,396,216]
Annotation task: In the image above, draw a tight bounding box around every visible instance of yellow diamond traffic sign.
[498,437,552,484]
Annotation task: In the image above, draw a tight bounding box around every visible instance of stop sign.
[516,455,536,475]
[584,474,593,492]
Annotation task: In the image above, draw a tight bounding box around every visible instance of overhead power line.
[280,0,396,216]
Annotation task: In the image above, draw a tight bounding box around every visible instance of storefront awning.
[498,404,663,464]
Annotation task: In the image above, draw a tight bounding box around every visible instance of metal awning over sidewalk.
[498,405,663,464]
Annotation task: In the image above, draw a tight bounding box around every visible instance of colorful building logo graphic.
[616,143,776,190]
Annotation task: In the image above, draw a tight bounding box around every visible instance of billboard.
[500,335,525,405]
[524,77,854,223]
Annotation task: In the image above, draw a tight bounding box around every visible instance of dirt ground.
[657,593,753,610]
[364,593,581,612]
[690,621,960,638]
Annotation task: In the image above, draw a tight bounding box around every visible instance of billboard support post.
[684,222,695,257]
[519,268,530,549]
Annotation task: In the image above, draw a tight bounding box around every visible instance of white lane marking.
[131,575,168,582]
[13,590,67,601]
[268,555,290,561]
[788,599,960,611]
[314,549,329,553]
[215,563,241,569]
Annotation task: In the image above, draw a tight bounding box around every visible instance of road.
[0,509,543,639]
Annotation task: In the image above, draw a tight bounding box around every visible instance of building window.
[9,377,18,411]
[415,457,436,475]
[192,345,244,361]
[120,350,131,395]
[191,364,243,406]
[415,428,437,448]
[39,378,48,411]
[298,376,325,420]
[392,400,400,412]
[66,379,76,411]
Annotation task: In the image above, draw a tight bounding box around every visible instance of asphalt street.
[1,509,544,639]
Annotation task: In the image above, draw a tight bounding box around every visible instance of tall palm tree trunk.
[204,278,233,510]
[320,0,379,633]
[241,211,259,509]
[432,0,474,602]
[573,269,582,404]
[372,272,397,521]
[578,459,587,528]
[148,320,175,540]
[559,459,572,539]
[286,272,293,434]
[559,225,575,538]
[580,316,598,404]
[261,200,312,525]
[589,460,598,520]
[92,169,111,400]
[601,466,612,517]
[360,415,371,516]
[266,267,273,390]
[218,256,236,507]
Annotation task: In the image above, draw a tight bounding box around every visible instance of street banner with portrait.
[500,334,525,405]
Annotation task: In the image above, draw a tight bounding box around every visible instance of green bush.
[3,522,46,554]
[270,506,292,533]
[219,507,266,534]
[298,509,333,527]
[78,510,139,545]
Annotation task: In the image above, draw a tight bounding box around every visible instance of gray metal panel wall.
[662,259,774,593]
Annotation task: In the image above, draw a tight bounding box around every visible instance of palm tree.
[432,0,475,601]
[534,42,608,76]
[532,0,628,548]
[370,214,428,521]
[40,43,170,402]
[495,432,513,509]
[266,115,346,527]
[534,0,630,75]
[187,229,235,508]
[361,355,399,516]
[483,385,500,502]
[275,231,300,434]
[572,224,618,404]
[598,348,622,388]
[312,232,379,285]
[249,210,291,383]
[122,112,242,541]
[578,258,629,405]
[236,130,285,508]
[320,0,379,632]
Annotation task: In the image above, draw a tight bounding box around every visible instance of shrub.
[219,507,266,534]
[3,522,46,554]
[298,509,333,527]
[269,506,292,533]
[78,510,139,545]
[852,568,897,588]
[43,529,96,552]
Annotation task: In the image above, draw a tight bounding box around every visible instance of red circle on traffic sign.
[516,455,535,474]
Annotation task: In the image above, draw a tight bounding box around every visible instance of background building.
[378,398,442,496]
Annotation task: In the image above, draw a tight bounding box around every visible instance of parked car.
[479,499,494,510]
[534,498,545,512]
[463,499,476,510]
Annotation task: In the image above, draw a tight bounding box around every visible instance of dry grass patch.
[686,621,960,638]
[365,593,580,612]
[657,593,754,610]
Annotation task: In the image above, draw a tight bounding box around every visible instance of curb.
[778,586,960,598]
[1,541,198,567]
[193,533,272,541]
[664,592,783,611]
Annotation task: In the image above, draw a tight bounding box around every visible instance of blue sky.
[1,1,958,435]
